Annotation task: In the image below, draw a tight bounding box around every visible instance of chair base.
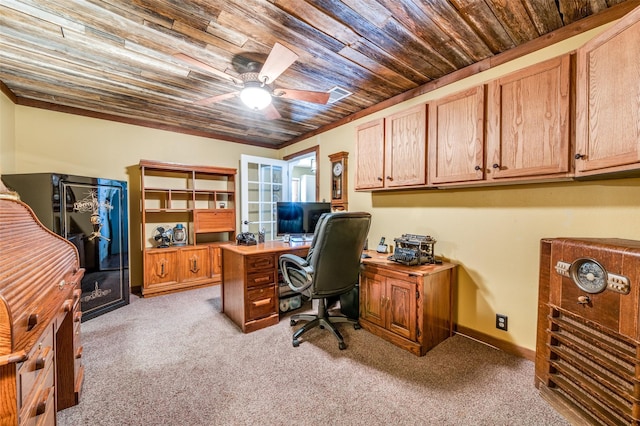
[290,300,361,350]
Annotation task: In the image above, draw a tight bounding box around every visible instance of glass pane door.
[240,155,289,240]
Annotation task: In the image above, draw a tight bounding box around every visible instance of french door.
[240,155,289,240]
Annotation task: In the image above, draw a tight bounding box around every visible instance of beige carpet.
[57,285,568,425]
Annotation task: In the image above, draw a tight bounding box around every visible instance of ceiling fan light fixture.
[240,82,272,110]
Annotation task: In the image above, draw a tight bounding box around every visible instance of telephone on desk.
[236,232,257,246]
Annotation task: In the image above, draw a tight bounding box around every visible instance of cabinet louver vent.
[543,307,639,425]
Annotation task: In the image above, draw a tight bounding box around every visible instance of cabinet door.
[210,246,222,280]
[360,268,386,327]
[179,246,210,283]
[385,105,427,187]
[386,278,417,340]
[428,86,485,185]
[144,250,179,287]
[486,55,571,179]
[575,8,640,176]
[355,118,385,189]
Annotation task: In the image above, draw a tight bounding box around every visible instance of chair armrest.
[279,253,314,293]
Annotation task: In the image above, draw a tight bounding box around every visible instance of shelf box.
[193,209,235,233]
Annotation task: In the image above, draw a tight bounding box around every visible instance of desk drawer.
[246,271,276,288]
[19,324,54,409]
[19,361,55,426]
[246,254,276,272]
[247,286,276,321]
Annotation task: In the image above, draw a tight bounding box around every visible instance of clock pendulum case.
[328,151,348,211]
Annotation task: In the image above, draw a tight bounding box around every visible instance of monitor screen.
[276,202,331,236]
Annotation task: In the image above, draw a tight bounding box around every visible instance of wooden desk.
[359,251,457,356]
[221,241,310,333]
[1,193,84,425]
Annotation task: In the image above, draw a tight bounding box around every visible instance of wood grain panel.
[428,86,485,184]
[486,54,571,180]
[385,104,427,187]
[354,118,385,190]
[576,5,640,175]
[1,0,635,147]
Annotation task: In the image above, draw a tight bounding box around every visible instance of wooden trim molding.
[283,145,320,201]
[0,81,17,103]
[455,325,536,362]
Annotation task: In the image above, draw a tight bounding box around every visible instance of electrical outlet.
[496,314,508,331]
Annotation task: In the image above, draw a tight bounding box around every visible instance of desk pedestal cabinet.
[221,241,309,333]
[359,254,457,356]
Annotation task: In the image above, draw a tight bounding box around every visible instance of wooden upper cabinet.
[355,105,427,190]
[486,55,572,181]
[575,6,640,177]
[384,104,427,187]
[428,86,485,185]
[355,118,385,190]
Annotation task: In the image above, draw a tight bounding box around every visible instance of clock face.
[570,258,608,294]
[333,162,343,176]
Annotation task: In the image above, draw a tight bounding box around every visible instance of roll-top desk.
[0,188,85,425]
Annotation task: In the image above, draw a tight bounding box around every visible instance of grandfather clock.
[329,151,348,211]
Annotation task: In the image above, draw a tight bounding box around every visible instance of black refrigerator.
[2,173,130,321]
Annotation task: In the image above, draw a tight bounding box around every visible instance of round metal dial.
[333,162,343,176]
[570,258,608,294]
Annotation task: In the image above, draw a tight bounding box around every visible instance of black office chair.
[279,211,371,350]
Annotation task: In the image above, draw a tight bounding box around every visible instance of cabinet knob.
[577,295,591,305]
[474,165,481,171]
[386,176,393,181]
[377,177,383,181]
[575,153,585,160]
[492,163,500,169]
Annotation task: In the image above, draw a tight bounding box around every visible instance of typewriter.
[387,234,440,266]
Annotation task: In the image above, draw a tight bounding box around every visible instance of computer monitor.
[276,202,331,236]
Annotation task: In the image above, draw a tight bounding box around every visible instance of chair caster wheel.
[354,323,361,330]
[293,339,300,347]
[290,319,298,326]
[338,342,346,350]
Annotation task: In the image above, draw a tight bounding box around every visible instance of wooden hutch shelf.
[139,160,237,297]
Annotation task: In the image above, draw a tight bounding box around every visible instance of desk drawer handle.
[252,298,272,307]
[36,387,52,416]
[252,276,271,284]
[27,313,39,331]
[35,346,52,370]
[190,257,200,273]
[251,259,271,268]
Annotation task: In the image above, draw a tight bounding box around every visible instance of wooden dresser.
[0,187,85,425]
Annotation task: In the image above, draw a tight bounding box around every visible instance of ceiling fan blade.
[275,88,330,104]
[258,42,298,84]
[262,103,282,120]
[173,53,237,84]
[194,91,239,106]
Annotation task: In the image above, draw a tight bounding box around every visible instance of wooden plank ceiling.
[0,0,636,148]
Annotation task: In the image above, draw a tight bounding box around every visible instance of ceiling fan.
[174,43,330,120]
